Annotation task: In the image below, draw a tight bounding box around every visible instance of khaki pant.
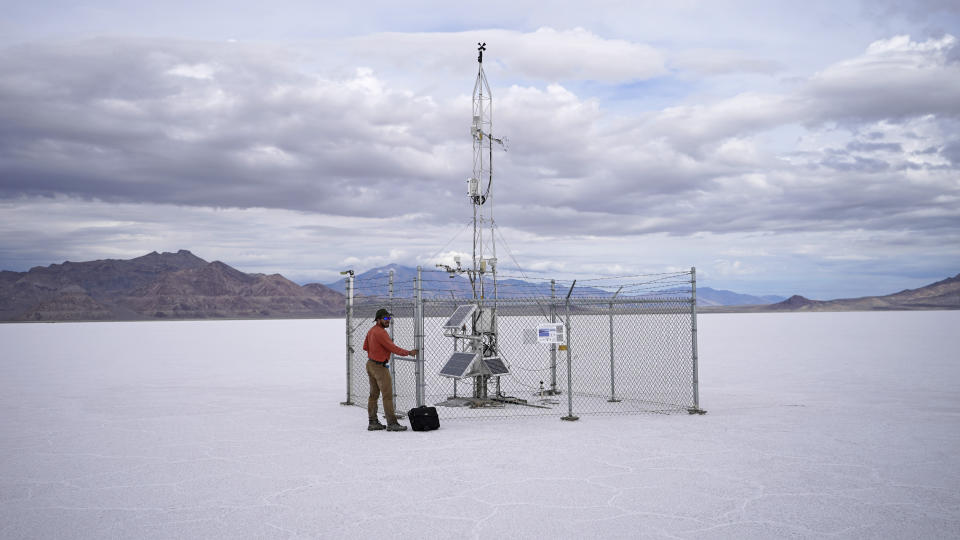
[366,360,397,424]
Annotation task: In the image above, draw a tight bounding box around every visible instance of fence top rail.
[418,295,692,303]
[339,268,695,299]
[349,294,692,302]
[418,267,692,280]
[350,294,692,302]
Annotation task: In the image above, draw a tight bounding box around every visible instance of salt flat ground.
[1,312,958,539]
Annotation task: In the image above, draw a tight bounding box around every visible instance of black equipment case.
[407,406,440,431]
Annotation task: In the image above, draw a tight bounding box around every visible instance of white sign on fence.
[536,323,566,345]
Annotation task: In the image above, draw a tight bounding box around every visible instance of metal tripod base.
[340,401,355,406]
[436,397,474,408]
[561,415,580,421]
[493,396,552,409]
[469,398,506,409]
[687,408,707,415]
[435,396,505,408]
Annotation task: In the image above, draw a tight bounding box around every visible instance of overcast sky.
[1,0,958,299]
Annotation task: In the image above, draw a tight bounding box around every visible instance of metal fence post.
[388,269,397,398]
[608,286,623,403]
[452,335,459,398]
[562,281,578,421]
[689,267,705,414]
[550,279,558,395]
[340,271,355,406]
[415,266,425,407]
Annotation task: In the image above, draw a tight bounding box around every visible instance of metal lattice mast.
[469,42,502,301]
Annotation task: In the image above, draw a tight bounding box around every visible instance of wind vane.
[477,42,486,63]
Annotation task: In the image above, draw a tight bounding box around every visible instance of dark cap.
[374,308,392,321]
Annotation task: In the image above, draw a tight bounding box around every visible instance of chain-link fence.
[340,268,701,420]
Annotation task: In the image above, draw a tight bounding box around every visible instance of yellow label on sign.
[558,345,568,351]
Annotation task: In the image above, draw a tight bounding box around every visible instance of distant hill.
[0,250,344,321]
[701,273,960,312]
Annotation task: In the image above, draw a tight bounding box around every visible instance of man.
[363,308,419,431]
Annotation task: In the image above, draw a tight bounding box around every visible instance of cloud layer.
[1,21,958,298]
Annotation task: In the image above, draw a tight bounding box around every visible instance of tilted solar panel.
[482,356,509,375]
[442,304,476,330]
[439,351,478,378]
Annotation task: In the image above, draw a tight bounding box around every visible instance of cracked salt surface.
[2,312,959,539]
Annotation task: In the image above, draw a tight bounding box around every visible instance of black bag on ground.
[407,405,440,431]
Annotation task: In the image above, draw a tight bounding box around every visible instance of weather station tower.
[436,43,510,405]
[468,42,505,302]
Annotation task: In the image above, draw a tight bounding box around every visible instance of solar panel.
[482,356,509,375]
[439,352,479,378]
[442,304,476,330]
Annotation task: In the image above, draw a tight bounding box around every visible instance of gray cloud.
[822,155,890,173]
[3,34,957,239]
[803,35,960,124]
[0,38,472,222]
[847,141,903,153]
[1,29,958,299]
[942,141,960,165]
[863,0,960,22]
[670,48,784,76]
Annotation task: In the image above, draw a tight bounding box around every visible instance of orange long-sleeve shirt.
[363,324,411,362]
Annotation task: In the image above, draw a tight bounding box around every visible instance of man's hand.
[408,349,419,357]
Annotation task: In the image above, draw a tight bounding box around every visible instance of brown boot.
[368,418,386,431]
[386,422,407,432]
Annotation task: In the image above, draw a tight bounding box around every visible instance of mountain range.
[701,273,960,312]
[1,253,956,322]
[0,250,343,321]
